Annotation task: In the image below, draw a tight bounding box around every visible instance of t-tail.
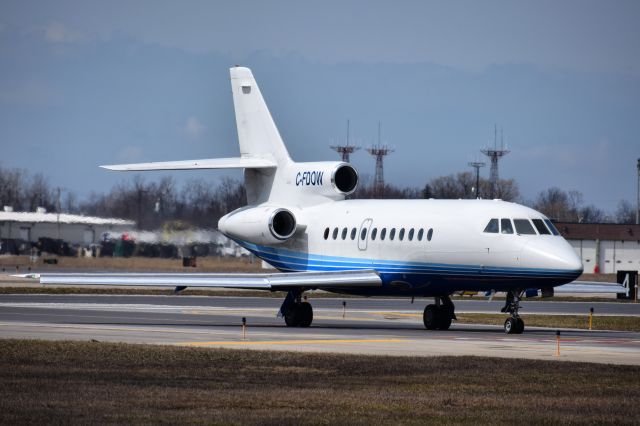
[101,66,359,242]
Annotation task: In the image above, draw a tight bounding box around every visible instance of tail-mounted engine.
[289,162,358,200]
[218,206,298,245]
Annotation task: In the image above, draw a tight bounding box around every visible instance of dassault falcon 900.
[36,67,625,334]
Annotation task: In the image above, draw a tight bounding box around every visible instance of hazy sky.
[1,0,639,214]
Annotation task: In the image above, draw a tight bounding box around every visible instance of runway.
[1,294,639,365]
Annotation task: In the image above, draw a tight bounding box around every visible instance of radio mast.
[330,120,360,163]
[481,125,510,199]
[367,121,394,198]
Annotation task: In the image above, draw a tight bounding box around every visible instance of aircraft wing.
[101,156,277,171]
[554,280,627,294]
[31,270,381,290]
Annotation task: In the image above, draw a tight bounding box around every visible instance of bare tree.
[535,187,574,221]
[0,167,27,210]
[26,173,54,212]
[63,191,78,213]
[493,179,520,202]
[615,200,636,224]
[579,205,607,223]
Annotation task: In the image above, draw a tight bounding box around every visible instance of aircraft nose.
[521,238,583,274]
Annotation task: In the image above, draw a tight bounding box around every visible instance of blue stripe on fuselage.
[232,239,582,293]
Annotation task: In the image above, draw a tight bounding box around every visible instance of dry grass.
[0,339,638,425]
[0,255,263,272]
[456,313,640,332]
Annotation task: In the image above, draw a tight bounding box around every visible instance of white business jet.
[38,67,623,334]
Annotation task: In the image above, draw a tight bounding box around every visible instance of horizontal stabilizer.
[554,281,626,294]
[37,270,382,290]
[101,157,277,171]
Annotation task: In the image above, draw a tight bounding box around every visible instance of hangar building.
[556,222,640,274]
[0,206,134,248]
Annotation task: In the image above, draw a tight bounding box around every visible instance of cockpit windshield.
[513,219,536,235]
[531,219,551,235]
[500,219,514,234]
[483,217,560,236]
[483,219,499,233]
[544,219,560,235]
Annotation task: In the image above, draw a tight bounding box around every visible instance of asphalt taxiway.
[1,294,638,365]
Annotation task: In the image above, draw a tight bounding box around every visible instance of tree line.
[0,165,636,229]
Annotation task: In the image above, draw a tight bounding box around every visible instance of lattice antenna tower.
[330,119,360,163]
[480,124,510,199]
[467,161,486,199]
[366,121,394,198]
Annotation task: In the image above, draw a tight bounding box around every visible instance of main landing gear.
[423,295,456,330]
[501,290,525,334]
[279,289,313,327]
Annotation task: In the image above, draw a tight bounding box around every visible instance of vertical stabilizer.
[230,67,291,166]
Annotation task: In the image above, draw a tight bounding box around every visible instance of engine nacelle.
[289,162,358,199]
[218,206,297,245]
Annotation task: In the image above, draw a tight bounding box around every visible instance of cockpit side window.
[532,219,551,235]
[544,219,560,236]
[500,219,514,234]
[513,219,537,235]
[483,219,499,233]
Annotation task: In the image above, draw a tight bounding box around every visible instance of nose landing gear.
[501,290,524,334]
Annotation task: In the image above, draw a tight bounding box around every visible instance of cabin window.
[332,227,339,239]
[544,219,560,236]
[483,219,499,233]
[380,228,387,240]
[360,228,367,240]
[513,219,536,235]
[324,227,329,240]
[417,229,424,241]
[427,228,433,241]
[371,228,378,240]
[399,228,405,241]
[390,228,396,240]
[532,219,551,235]
[408,228,415,241]
[501,219,514,234]
[341,227,348,240]
[350,228,357,240]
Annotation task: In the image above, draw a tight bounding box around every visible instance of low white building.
[0,207,135,247]
[557,222,640,274]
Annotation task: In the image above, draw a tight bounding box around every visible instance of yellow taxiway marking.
[182,338,406,347]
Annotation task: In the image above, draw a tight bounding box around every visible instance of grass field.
[1,340,639,425]
[0,255,264,273]
[456,313,640,332]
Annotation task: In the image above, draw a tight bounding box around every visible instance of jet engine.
[218,206,297,245]
[286,161,358,200]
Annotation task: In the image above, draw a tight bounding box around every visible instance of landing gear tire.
[436,314,452,331]
[298,302,313,327]
[423,304,453,331]
[284,302,313,328]
[504,317,525,334]
[423,304,438,330]
[515,317,524,334]
[504,317,516,334]
[284,307,301,327]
